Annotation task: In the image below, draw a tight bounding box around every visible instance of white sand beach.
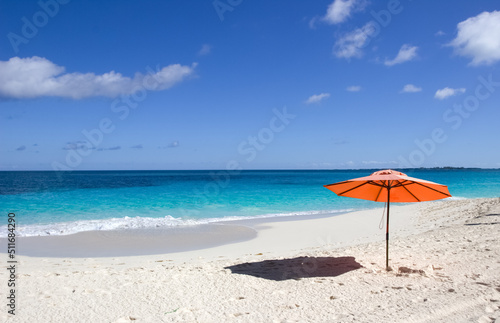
[2,198,500,322]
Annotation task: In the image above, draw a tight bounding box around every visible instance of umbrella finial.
[371,169,407,177]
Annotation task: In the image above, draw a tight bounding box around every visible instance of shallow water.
[1,169,499,236]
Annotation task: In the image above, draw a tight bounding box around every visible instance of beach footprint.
[113,316,138,322]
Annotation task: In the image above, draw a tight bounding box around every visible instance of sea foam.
[0,208,354,237]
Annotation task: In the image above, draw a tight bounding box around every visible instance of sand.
[1,198,499,322]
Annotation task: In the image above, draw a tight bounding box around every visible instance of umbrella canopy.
[324,169,451,270]
[324,169,451,203]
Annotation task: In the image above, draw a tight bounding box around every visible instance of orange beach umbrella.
[324,169,451,270]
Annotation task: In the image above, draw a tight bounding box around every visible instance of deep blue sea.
[1,169,499,237]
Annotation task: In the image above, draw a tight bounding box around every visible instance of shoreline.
[2,201,427,258]
[3,208,357,258]
[0,196,476,240]
[0,207,356,239]
[2,208,356,258]
[5,224,257,258]
[1,197,485,260]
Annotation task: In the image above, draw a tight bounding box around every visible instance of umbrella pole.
[386,188,391,271]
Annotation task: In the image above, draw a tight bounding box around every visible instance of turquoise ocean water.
[1,169,499,237]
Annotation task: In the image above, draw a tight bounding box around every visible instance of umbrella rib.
[389,180,421,201]
[369,182,387,188]
[333,181,373,196]
[411,181,452,197]
[392,180,451,198]
[391,181,407,188]
[400,182,421,202]
[325,176,451,202]
[324,180,350,187]
[374,180,387,201]
[391,180,417,188]
[326,180,388,189]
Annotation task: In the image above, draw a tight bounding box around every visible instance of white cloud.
[198,44,212,56]
[434,87,466,100]
[323,0,361,24]
[435,30,446,37]
[448,11,500,66]
[346,85,361,92]
[167,141,179,148]
[305,93,330,104]
[401,84,422,93]
[0,56,196,99]
[333,22,376,59]
[158,141,180,149]
[97,146,121,151]
[384,44,418,66]
[63,141,92,151]
[308,17,316,29]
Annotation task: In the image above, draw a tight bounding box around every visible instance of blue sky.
[1,0,499,170]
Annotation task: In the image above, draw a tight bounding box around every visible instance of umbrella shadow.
[224,256,362,281]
